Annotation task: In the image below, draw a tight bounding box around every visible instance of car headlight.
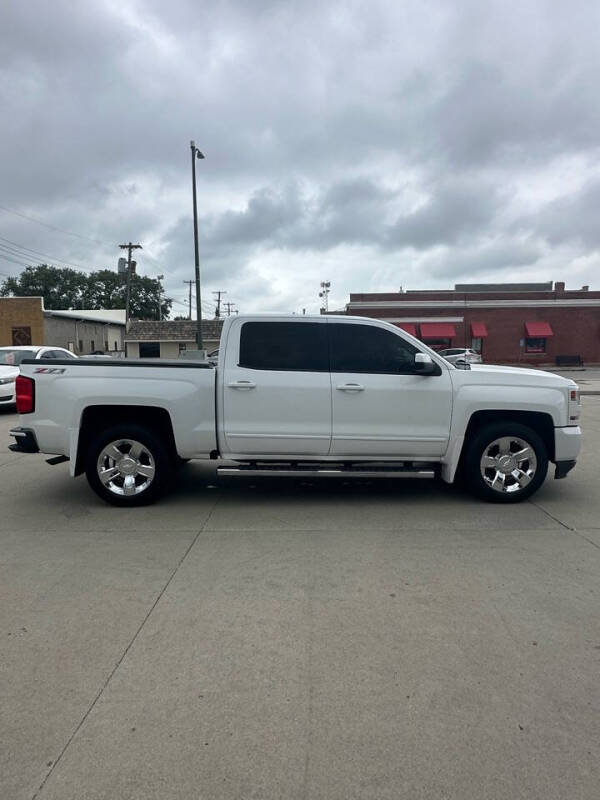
[569,387,581,422]
[0,376,16,385]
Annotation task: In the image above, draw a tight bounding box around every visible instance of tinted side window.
[330,323,419,374]
[39,350,55,359]
[239,322,328,371]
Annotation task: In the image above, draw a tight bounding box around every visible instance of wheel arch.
[461,409,555,467]
[75,405,176,476]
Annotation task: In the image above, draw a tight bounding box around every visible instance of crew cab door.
[328,320,453,457]
[221,319,331,456]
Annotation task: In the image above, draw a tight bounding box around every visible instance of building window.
[471,337,483,353]
[178,342,187,354]
[78,339,83,353]
[525,337,546,353]
[139,342,161,358]
[90,340,95,352]
[11,326,32,346]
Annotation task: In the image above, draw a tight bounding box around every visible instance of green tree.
[83,270,172,319]
[1,264,172,319]
[0,264,87,309]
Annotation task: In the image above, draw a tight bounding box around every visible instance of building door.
[12,326,32,346]
[328,321,453,457]
[222,319,331,456]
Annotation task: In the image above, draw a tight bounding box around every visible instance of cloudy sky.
[1,0,600,316]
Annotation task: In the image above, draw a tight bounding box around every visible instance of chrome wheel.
[480,436,537,494]
[96,438,155,497]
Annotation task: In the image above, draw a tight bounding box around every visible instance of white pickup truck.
[9,314,582,506]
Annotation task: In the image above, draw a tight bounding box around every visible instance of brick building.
[0,297,126,354]
[344,281,600,365]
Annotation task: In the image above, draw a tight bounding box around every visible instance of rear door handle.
[227,380,256,390]
[336,383,365,392]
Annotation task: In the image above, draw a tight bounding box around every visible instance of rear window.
[239,322,328,371]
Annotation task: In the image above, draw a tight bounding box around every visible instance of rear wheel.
[464,422,548,503]
[86,424,173,506]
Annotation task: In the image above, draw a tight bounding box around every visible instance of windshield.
[0,349,36,365]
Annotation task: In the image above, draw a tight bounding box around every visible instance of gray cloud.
[1,0,600,315]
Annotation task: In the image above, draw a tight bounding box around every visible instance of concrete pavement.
[1,404,599,800]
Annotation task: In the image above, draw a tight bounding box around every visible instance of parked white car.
[438,348,483,365]
[0,346,77,407]
[9,315,581,505]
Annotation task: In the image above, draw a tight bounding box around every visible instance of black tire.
[85,423,173,506]
[464,422,548,503]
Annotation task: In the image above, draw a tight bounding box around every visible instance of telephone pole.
[190,140,205,350]
[183,280,194,319]
[224,302,238,316]
[119,242,142,325]
[213,290,226,318]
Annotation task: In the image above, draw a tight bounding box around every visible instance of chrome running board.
[218,463,436,479]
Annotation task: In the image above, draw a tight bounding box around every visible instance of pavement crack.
[529,500,600,551]
[31,492,223,800]
[528,499,575,531]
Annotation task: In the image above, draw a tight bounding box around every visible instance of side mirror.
[414,352,436,375]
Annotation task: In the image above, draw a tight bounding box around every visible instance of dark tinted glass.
[330,323,419,373]
[39,351,55,359]
[239,322,328,371]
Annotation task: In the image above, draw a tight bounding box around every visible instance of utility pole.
[156,274,164,320]
[183,280,194,319]
[319,280,331,313]
[190,140,205,350]
[213,290,226,318]
[224,301,238,316]
[119,242,142,325]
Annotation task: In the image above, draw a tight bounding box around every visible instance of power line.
[0,204,109,246]
[0,236,105,273]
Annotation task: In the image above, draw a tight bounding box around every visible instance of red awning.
[397,323,417,336]
[470,322,488,338]
[525,321,553,337]
[420,322,456,339]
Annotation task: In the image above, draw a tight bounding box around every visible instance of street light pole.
[190,141,205,350]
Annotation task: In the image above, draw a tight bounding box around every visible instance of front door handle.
[227,380,256,390]
[336,383,365,392]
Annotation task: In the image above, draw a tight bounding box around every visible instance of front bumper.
[554,425,582,462]
[0,389,16,404]
[8,427,39,454]
[553,426,581,480]
[555,460,577,479]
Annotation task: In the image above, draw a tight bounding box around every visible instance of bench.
[555,355,583,367]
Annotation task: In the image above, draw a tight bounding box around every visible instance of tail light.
[15,375,35,414]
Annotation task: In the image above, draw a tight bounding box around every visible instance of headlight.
[0,376,16,385]
[569,387,580,422]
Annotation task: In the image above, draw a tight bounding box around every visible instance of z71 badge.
[34,367,67,374]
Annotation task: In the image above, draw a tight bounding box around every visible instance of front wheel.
[464,423,548,503]
[85,424,173,506]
